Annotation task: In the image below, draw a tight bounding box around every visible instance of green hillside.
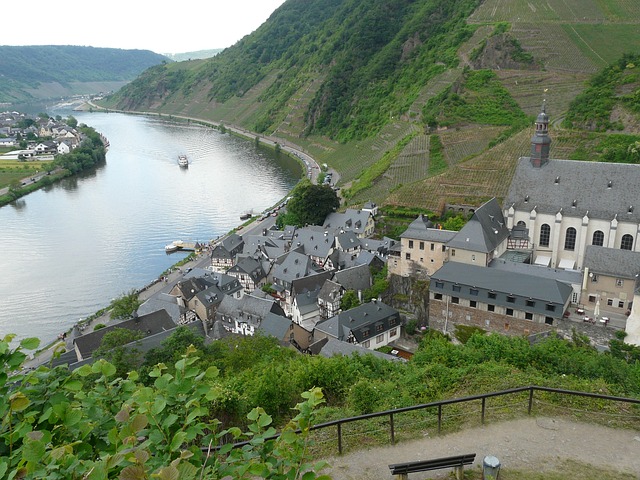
[0,46,169,102]
[103,0,640,213]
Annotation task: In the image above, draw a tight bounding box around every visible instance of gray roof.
[323,209,372,235]
[489,258,582,285]
[215,294,285,326]
[318,279,343,303]
[336,230,361,250]
[273,250,320,284]
[294,289,320,315]
[315,300,400,343]
[292,270,333,297]
[333,264,372,292]
[73,309,176,359]
[137,293,184,324]
[228,256,267,281]
[583,246,640,279]
[506,157,640,222]
[360,236,397,254]
[447,198,510,253]
[354,250,385,269]
[258,312,292,340]
[291,226,335,258]
[211,233,244,259]
[401,215,456,243]
[431,262,572,305]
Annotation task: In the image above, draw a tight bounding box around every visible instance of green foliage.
[285,180,340,226]
[454,324,487,344]
[109,289,141,320]
[423,69,528,128]
[405,319,418,335]
[340,290,360,311]
[363,266,389,303]
[93,328,145,377]
[0,335,329,480]
[428,134,446,175]
[563,53,640,131]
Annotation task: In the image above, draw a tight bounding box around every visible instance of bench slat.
[389,453,476,474]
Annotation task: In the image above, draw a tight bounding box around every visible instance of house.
[57,141,71,154]
[227,256,268,292]
[291,289,321,327]
[313,300,402,350]
[388,215,456,278]
[429,261,573,336]
[582,246,640,315]
[310,337,402,361]
[271,250,322,313]
[317,279,343,320]
[34,141,57,154]
[72,309,176,361]
[290,226,336,269]
[210,233,244,272]
[333,264,373,301]
[215,294,287,336]
[323,208,375,238]
[504,102,640,271]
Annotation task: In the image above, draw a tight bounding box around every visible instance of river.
[0,111,301,346]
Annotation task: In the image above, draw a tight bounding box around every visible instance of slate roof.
[318,279,343,303]
[333,264,372,292]
[314,300,400,343]
[291,226,335,258]
[430,262,572,305]
[137,293,184,324]
[506,157,640,222]
[336,230,361,251]
[215,294,285,327]
[258,312,293,341]
[272,250,320,285]
[292,270,333,297]
[488,257,582,285]
[446,198,510,253]
[323,209,372,236]
[228,256,267,282]
[354,250,385,269]
[360,236,397,255]
[401,215,456,243]
[73,309,176,360]
[583,246,640,279]
[211,233,244,260]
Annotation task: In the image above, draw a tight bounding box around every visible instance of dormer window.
[629,206,634,214]
[524,195,529,203]
[608,180,612,188]
[572,199,577,208]
[554,176,560,184]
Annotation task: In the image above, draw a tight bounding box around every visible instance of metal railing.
[206,386,640,455]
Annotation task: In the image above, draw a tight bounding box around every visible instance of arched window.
[517,220,526,227]
[621,234,634,251]
[564,227,576,251]
[539,224,550,247]
[592,230,604,247]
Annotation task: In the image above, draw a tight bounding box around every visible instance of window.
[545,317,554,325]
[488,292,497,299]
[470,288,479,296]
[526,299,535,307]
[564,227,576,251]
[621,234,634,250]
[507,295,516,303]
[488,304,495,312]
[472,254,476,261]
[405,253,411,260]
[470,300,477,308]
[591,274,598,283]
[362,340,370,348]
[390,318,397,327]
[408,240,414,248]
[525,312,533,320]
[431,243,435,251]
[592,230,604,246]
[545,304,556,312]
[451,297,459,304]
[419,241,424,250]
[539,224,550,247]
[442,245,446,252]
[376,323,384,333]
[607,299,613,306]
[362,329,370,338]
[376,334,384,344]
[435,281,444,289]
[616,279,624,287]
[453,285,461,292]
[434,293,443,300]
[506,308,514,316]
[389,328,397,337]
[619,301,625,308]
[451,249,456,257]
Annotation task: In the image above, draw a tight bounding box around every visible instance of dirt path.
[323,417,640,478]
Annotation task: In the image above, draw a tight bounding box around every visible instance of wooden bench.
[389,453,476,480]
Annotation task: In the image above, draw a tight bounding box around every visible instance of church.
[504,103,640,272]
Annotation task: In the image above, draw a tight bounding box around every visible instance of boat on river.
[178,154,188,167]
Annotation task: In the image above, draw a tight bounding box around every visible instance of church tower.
[530,100,551,167]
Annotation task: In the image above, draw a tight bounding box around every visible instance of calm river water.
[0,111,301,345]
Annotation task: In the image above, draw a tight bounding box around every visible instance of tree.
[340,289,360,310]
[65,115,78,128]
[93,327,145,377]
[110,289,141,320]
[286,180,340,226]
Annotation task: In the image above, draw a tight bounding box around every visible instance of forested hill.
[103,0,640,213]
[0,45,168,103]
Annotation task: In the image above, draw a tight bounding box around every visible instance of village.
[39,102,640,370]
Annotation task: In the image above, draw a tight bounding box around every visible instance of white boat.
[165,243,179,253]
[178,154,188,167]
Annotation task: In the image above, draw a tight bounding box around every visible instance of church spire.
[530,98,551,167]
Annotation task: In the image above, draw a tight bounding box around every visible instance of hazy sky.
[2,0,287,54]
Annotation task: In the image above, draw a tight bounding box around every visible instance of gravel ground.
[323,417,640,479]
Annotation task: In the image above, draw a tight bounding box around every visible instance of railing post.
[438,405,442,433]
[528,387,534,414]
[337,422,343,455]
[390,412,395,445]
[481,397,486,425]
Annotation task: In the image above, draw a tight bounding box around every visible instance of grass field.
[0,160,49,190]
